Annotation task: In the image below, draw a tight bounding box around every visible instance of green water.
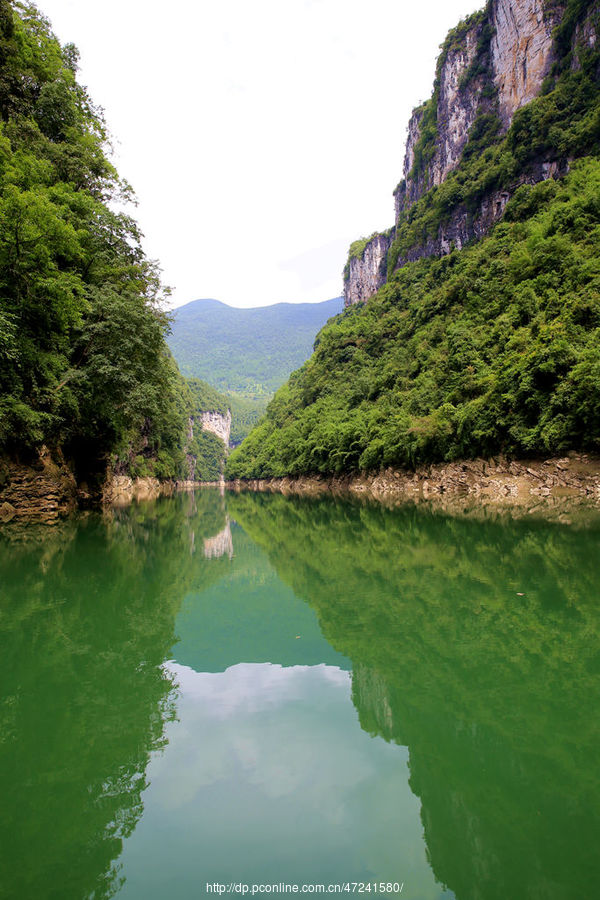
[1,490,599,900]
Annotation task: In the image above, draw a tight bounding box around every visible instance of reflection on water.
[0,491,228,900]
[203,521,234,559]
[0,489,599,899]
[229,493,600,900]
[117,662,431,896]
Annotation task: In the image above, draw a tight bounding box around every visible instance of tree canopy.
[0,1,192,482]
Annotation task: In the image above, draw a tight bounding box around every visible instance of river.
[1,489,599,899]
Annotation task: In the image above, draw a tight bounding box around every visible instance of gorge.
[2,2,600,896]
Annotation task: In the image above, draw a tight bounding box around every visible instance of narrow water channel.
[1,490,599,899]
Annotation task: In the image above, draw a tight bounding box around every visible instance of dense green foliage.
[188,428,226,482]
[0,2,192,482]
[228,393,269,446]
[180,379,230,481]
[167,297,342,444]
[186,377,230,417]
[227,160,600,477]
[109,371,230,482]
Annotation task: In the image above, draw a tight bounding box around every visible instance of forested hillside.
[168,297,342,443]
[0,1,195,485]
[227,0,600,479]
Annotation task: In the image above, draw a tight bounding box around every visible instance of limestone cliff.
[182,408,232,483]
[491,0,564,127]
[394,13,488,216]
[343,232,393,307]
[200,410,232,447]
[344,0,596,307]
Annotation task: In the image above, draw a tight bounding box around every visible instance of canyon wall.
[344,0,585,307]
[491,0,564,128]
[343,233,393,307]
[200,410,232,447]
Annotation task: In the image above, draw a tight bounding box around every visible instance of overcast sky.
[38,0,483,308]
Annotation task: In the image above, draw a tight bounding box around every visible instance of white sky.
[38,0,483,308]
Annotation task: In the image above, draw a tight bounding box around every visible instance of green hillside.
[227,2,600,479]
[167,297,342,443]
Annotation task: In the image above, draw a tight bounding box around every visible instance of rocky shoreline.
[227,453,600,524]
[0,451,223,526]
[0,450,78,525]
[3,450,600,527]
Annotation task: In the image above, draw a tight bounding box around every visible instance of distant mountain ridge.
[168,297,342,393]
[167,297,342,443]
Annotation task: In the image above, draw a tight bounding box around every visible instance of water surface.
[1,490,599,899]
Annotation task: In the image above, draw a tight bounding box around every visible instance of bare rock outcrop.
[0,448,77,523]
[396,19,484,217]
[229,454,600,524]
[343,232,392,307]
[491,0,564,127]
[200,410,232,447]
[102,475,167,506]
[343,0,583,308]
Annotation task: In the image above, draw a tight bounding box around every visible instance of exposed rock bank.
[102,475,223,506]
[0,449,77,524]
[228,454,600,523]
[200,410,232,447]
[0,452,225,525]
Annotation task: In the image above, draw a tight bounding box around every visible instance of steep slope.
[345,0,599,306]
[227,0,600,479]
[185,379,231,481]
[167,297,342,442]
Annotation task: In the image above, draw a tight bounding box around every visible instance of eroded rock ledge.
[0,451,224,525]
[0,450,77,525]
[228,454,600,524]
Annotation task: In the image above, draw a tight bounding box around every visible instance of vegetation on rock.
[167,297,342,445]
[387,0,600,275]
[227,1,600,480]
[227,160,600,478]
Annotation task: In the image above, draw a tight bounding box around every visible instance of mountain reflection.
[2,488,600,899]
[0,490,230,900]
[229,491,600,900]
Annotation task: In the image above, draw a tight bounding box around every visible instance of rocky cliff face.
[394,156,569,269]
[344,0,583,308]
[491,0,563,127]
[183,410,232,482]
[200,410,232,447]
[343,232,392,307]
[395,18,485,217]
[0,449,77,523]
